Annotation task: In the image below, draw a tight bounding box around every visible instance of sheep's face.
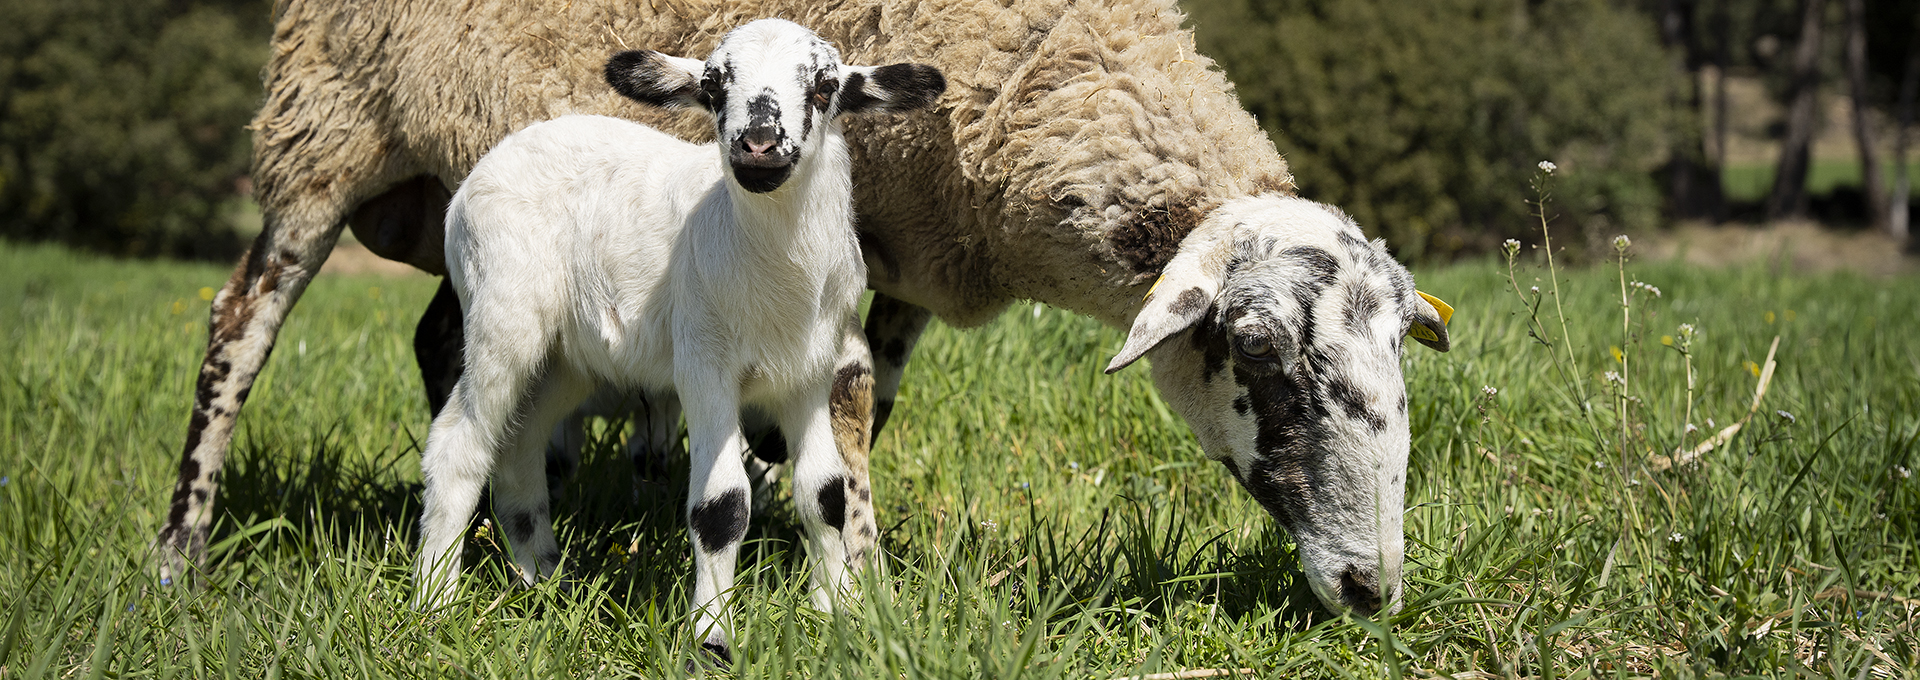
[605,19,945,194]
[1106,195,1450,617]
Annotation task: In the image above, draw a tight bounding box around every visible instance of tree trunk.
[1710,3,1731,176]
[1843,0,1888,232]
[1891,16,1919,248]
[1661,0,1725,219]
[1767,0,1828,221]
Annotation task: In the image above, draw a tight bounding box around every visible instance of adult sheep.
[159,0,1452,616]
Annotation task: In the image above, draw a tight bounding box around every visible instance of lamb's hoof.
[685,640,732,673]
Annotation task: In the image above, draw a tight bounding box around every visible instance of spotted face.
[1107,195,1449,616]
[604,19,945,193]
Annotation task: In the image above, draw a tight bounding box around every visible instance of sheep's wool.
[252,0,1293,328]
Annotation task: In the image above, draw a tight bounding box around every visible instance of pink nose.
[746,139,775,155]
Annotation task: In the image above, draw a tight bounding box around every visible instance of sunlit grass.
[1,237,1915,677]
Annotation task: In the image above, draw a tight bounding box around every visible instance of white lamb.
[413,18,945,662]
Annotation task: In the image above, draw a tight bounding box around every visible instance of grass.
[1722,159,1920,205]
[1,232,1916,678]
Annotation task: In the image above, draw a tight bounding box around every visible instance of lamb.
[159,0,1450,618]
[413,20,945,659]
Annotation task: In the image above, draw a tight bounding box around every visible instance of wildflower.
[1481,386,1498,398]
[1630,281,1661,298]
[1529,286,1540,295]
[1593,460,1607,469]
[1685,423,1698,435]
[1678,323,1696,337]
[1612,234,1631,252]
[1018,481,1030,490]
[981,519,999,531]
[1538,160,1557,174]
[1893,466,1910,480]
[1502,239,1521,257]
[1775,410,1795,424]
[1067,461,1080,470]
[1604,370,1623,385]
[1668,532,1685,544]
[0,475,7,486]
[198,286,216,301]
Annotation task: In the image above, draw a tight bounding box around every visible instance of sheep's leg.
[788,321,880,610]
[415,278,464,417]
[154,202,352,585]
[862,293,932,441]
[679,376,752,666]
[496,368,593,585]
[624,390,683,492]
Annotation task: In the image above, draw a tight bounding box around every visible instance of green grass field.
[2,238,1915,678]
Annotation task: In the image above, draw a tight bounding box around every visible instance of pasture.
[1,238,1915,678]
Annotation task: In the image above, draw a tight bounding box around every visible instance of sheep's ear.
[605,50,708,110]
[1105,225,1233,374]
[838,64,946,115]
[1407,290,1452,352]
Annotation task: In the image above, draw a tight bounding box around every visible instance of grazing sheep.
[414,20,944,659]
[160,0,1450,617]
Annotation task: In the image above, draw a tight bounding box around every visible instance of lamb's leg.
[155,203,350,585]
[414,327,555,608]
[679,377,753,666]
[862,293,932,441]
[787,321,880,610]
[496,368,593,585]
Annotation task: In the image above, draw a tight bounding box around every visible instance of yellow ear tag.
[1144,274,1165,301]
[1418,290,1454,325]
[1407,290,1453,342]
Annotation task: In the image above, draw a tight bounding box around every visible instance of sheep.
[158,0,1451,617]
[413,20,946,659]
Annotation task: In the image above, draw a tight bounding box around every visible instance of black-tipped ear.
[839,63,946,115]
[605,50,707,109]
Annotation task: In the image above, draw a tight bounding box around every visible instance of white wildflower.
[1668,532,1685,544]
[1685,423,1698,435]
[1538,160,1557,174]
[981,519,998,531]
[1894,465,1911,480]
[1502,239,1521,256]
[1604,370,1623,385]
[1775,410,1795,424]
[1612,234,1631,252]
[1481,385,1499,398]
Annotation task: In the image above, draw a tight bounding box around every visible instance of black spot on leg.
[689,489,749,554]
[858,524,875,539]
[1397,393,1408,414]
[817,475,848,530]
[508,512,536,542]
[1233,394,1251,416]
[882,338,907,366]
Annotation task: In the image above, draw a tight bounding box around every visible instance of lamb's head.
[1105,195,1451,617]
[605,19,945,193]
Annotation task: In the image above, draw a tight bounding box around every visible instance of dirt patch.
[1639,220,1918,277]
[320,241,430,278]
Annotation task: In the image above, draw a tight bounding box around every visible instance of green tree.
[0,0,268,259]
[1186,0,1676,259]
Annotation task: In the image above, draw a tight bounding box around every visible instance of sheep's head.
[605,19,944,193]
[1105,195,1450,617]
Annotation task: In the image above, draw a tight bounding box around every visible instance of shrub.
[0,0,268,259]
[1186,0,1676,260]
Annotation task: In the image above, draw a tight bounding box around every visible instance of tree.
[0,0,269,259]
[1185,0,1675,260]
[1765,0,1827,220]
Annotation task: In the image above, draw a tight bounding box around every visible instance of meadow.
[1,232,1915,678]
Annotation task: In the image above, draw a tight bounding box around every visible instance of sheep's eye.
[1233,333,1276,362]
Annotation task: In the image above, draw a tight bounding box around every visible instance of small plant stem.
[1534,193,1601,444]
[1616,249,1631,462]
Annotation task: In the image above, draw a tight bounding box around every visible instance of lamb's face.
[604,20,946,194]
[1107,195,1450,617]
[694,21,842,193]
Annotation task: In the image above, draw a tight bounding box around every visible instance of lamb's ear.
[1407,290,1452,352]
[838,64,946,115]
[1105,226,1233,374]
[605,50,708,110]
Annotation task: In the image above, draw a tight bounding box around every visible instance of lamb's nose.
[739,127,778,155]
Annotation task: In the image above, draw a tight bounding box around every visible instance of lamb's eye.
[812,78,838,107]
[1233,333,1275,362]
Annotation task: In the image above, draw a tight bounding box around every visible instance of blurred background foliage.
[0,0,269,260]
[0,0,1914,261]
[1187,0,1675,259]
